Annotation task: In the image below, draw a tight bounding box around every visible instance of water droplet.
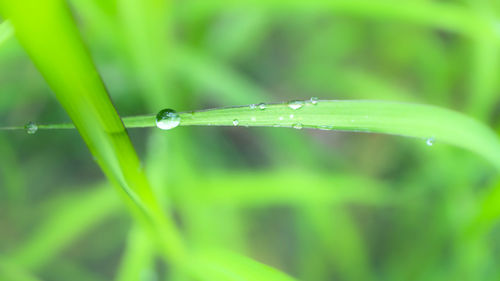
[426,137,435,146]
[249,104,257,109]
[318,125,333,130]
[278,116,284,121]
[290,114,294,119]
[292,123,303,130]
[232,119,239,126]
[24,121,38,135]
[251,116,256,122]
[257,103,266,110]
[310,97,319,105]
[288,100,304,110]
[156,109,180,130]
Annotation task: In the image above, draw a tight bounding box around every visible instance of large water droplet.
[288,100,304,110]
[25,121,38,135]
[156,109,180,130]
[426,137,435,146]
[257,103,266,110]
[292,123,303,130]
[233,119,239,126]
[310,97,319,105]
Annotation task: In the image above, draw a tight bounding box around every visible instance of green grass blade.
[0,0,185,264]
[10,185,119,271]
[193,250,298,281]
[0,257,41,281]
[5,100,500,170]
[0,20,13,47]
[191,171,387,207]
[176,100,500,169]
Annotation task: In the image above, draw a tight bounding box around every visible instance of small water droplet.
[257,103,266,110]
[318,125,333,130]
[232,119,239,126]
[249,104,257,109]
[292,123,303,130]
[156,109,180,130]
[24,121,38,135]
[310,97,319,105]
[288,100,304,110]
[251,116,256,121]
[426,137,435,146]
[290,114,294,119]
[278,116,284,121]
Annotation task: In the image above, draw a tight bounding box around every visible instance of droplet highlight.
[310,97,319,105]
[25,121,38,135]
[156,109,181,130]
[232,119,239,126]
[288,100,304,110]
[426,137,435,146]
[292,123,303,130]
[257,103,266,110]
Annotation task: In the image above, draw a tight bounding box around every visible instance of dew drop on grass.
[426,137,435,146]
[290,114,294,119]
[156,109,180,130]
[318,125,333,130]
[25,121,38,135]
[288,100,304,110]
[257,103,266,110]
[232,119,239,126]
[310,97,319,105]
[251,116,256,121]
[249,104,257,109]
[292,123,303,130]
[278,116,284,121]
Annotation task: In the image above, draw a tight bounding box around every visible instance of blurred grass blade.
[0,20,13,46]
[0,257,40,281]
[10,185,119,271]
[193,250,298,281]
[192,171,388,206]
[0,0,185,264]
[115,226,156,281]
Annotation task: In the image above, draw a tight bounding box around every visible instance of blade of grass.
[0,0,185,265]
[0,257,41,281]
[191,171,388,207]
[5,100,500,170]
[0,20,13,46]
[10,184,120,271]
[115,226,156,281]
[192,249,298,281]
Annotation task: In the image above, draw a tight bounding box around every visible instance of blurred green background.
[1,0,500,280]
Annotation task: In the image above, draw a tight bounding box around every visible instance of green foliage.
[1,0,500,280]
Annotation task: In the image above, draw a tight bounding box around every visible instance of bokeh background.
[1,0,500,280]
